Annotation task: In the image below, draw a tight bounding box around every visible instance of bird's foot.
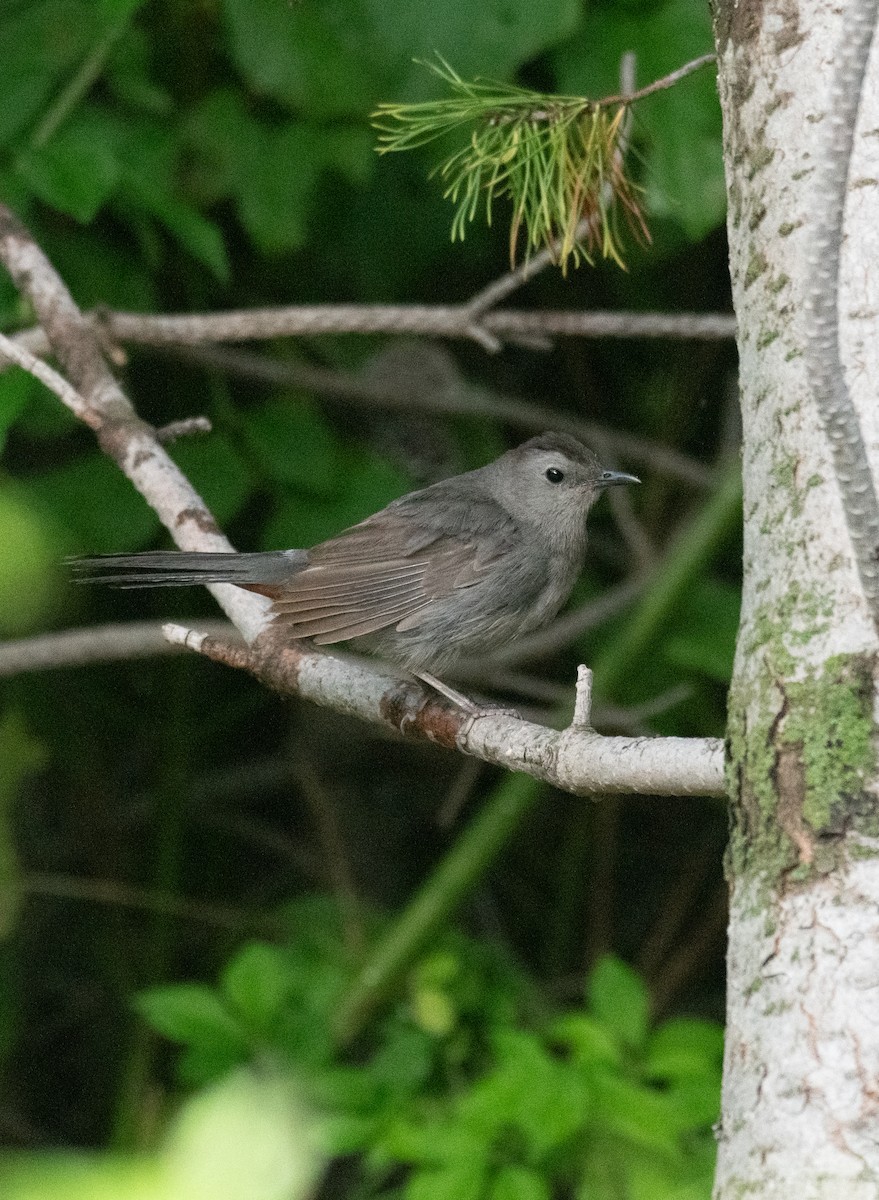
[414,671,522,720]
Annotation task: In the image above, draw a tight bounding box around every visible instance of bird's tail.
[68,550,307,588]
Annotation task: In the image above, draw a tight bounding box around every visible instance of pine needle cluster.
[373,59,649,272]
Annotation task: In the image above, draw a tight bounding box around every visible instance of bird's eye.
[545,467,565,483]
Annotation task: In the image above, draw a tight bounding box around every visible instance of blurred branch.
[481,575,646,665]
[592,458,743,696]
[165,343,714,488]
[334,772,542,1044]
[649,883,728,1018]
[292,754,366,954]
[0,619,235,676]
[163,623,725,798]
[21,872,281,934]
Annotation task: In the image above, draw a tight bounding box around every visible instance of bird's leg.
[414,671,521,719]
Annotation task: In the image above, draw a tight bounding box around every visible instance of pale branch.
[6,306,736,365]
[162,623,726,798]
[160,343,714,488]
[803,0,879,628]
[155,415,213,442]
[0,620,236,676]
[0,332,93,425]
[0,204,271,643]
[101,304,739,346]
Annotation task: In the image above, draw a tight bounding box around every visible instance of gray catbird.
[72,433,639,709]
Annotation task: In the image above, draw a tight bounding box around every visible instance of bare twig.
[0,331,92,423]
[571,666,594,729]
[293,754,365,954]
[162,623,726,798]
[464,218,596,318]
[155,415,213,443]
[600,54,716,108]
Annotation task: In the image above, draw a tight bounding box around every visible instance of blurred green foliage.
[0,0,734,1197]
[135,901,721,1200]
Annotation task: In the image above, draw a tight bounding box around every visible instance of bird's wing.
[270,490,518,645]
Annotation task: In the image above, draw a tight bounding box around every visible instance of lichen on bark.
[727,645,876,878]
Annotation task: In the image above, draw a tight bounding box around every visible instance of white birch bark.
[714,0,879,1192]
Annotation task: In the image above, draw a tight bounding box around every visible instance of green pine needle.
[372,57,649,272]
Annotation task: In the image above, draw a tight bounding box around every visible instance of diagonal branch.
[0,204,271,643]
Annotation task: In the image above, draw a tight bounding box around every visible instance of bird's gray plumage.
[71,433,639,674]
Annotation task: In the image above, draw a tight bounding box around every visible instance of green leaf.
[663,577,741,684]
[17,110,122,222]
[106,25,174,116]
[170,433,253,526]
[370,0,580,102]
[0,483,63,635]
[184,88,258,203]
[591,1074,683,1157]
[22,453,161,553]
[645,1018,725,1082]
[186,94,377,253]
[0,1,96,148]
[461,1029,590,1160]
[221,0,390,120]
[244,398,343,494]
[0,370,33,453]
[549,1014,622,1071]
[489,1165,550,1200]
[136,984,250,1056]
[221,0,579,117]
[552,0,724,242]
[235,125,327,255]
[221,943,293,1032]
[406,1157,488,1200]
[587,956,650,1052]
[118,124,230,279]
[261,448,410,550]
[125,168,230,280]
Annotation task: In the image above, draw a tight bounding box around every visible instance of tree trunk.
[713,0,879,1193]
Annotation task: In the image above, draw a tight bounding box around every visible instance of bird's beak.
[596,470,641,488]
